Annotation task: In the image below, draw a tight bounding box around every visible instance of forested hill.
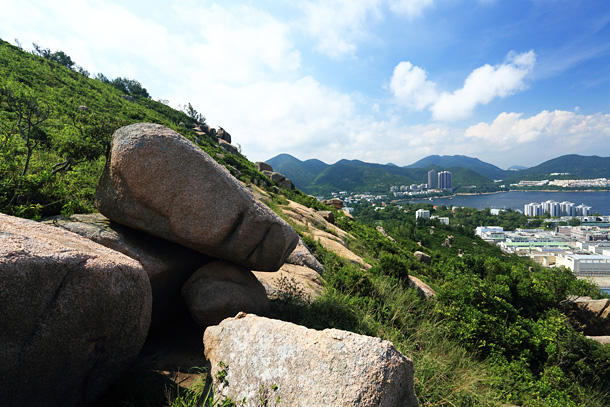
[266,154,491,195]
[505,154,610,181]
[0,38,264,219]
[405,154,508,180]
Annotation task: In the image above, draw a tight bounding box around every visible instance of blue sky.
[2,0,610,169]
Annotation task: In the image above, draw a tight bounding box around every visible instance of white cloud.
[390,61,438,110]
[388,0,435,18]
[301,0,383,59]
[465,110,610,150]
[431,50,536,121]
[390,50,536,121]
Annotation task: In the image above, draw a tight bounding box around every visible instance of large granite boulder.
[0,213,152,406]
[255,161,273,172]
[95,123,298,271]
[204,313,419,407]
[43,213,211,326]
[182,260,269,327]
[568,296,610,336]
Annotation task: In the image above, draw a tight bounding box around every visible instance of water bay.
[408,190,610,215]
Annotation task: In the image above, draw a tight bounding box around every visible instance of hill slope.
[406,154,508,180]
[266,154,492,195]
[266,153,328,190]
[0,38,265,218]
[506,154,610,181]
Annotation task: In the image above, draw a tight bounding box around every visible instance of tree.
[182,102,206,124]
[0,82,52,178]
[32,43,75,70]
[110,77,150,98]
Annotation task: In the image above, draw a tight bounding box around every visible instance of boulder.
[318,210,335,224]
[96,123,298,271]
[286,237,324,274]
[204,313,419,407]
[323,198,344,210]
[0,213,151,406]
[262,169,273,178]
[278,178,294,190]
[255,161,273,172]
[253,263,325,301]
[216,127,232,143]
[568,297,610,335]
[219,139,239,154]
[42,213,211,326]
[269,172,286,182]
[408,276,436,299]
[182,260,269,327]
[414,251,431,265]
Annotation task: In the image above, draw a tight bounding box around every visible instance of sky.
[2,0,610,169]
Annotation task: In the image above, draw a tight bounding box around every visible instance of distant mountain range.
[266,153,610,195]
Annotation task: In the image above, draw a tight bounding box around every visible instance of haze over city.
[3,0,609,168]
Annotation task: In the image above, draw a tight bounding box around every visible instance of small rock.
[182,260,269,327]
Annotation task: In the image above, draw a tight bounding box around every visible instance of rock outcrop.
[204,313,419,407]
[255,161,273,172]
[182,260,269,327]
[95,123,298,271]
[42,213,211,326]
[414,251,431,265]
[0,213,152,406]
[253,263,325,300]
[567,296,610,336]
[409,276,436,299]
[286,237,324,274]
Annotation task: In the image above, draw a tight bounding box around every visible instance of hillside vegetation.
[3,38,610,406]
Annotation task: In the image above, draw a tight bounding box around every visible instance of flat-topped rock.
[0,213,151,406]
[204,313,419,407]
[95,123,298,271]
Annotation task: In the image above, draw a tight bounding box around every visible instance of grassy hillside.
[0,38,267,219]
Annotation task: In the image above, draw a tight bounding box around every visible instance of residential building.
[415,209,430,219]
[438,171,452,190]
[427,169,436,189]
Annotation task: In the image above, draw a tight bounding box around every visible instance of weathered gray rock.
[569,297,610,335]
[286,237,324,274]
[96,123,298,271]
[253,263,325,301]
[255,161,273,172]
[587,336,610,345]
[0,213,151,406]
[323,198,344,210]
[278,178,295,190]
[182,260,269,327]
[413,251,431,265]
[42,213,211,326]
[270,172,286,182]
[409,276,436,299]
[216,127,232,143]
[317,210,335,224]
[219,139,239,154]
[204,313,418,407]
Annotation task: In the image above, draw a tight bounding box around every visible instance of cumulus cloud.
[431,50,536,121]
[391,50,536,121]
[390,61,438,110]
[464,110,610,156]
[301,0,383,59]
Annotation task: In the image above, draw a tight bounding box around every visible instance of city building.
[556,254,610,276]
[438,171,452,190]
[524,203,543,217]
[427,169,436,189]
[415,209,430,219]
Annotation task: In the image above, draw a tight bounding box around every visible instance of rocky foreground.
[0,123,419,406]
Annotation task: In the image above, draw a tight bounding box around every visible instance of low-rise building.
[556,254,610,276]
